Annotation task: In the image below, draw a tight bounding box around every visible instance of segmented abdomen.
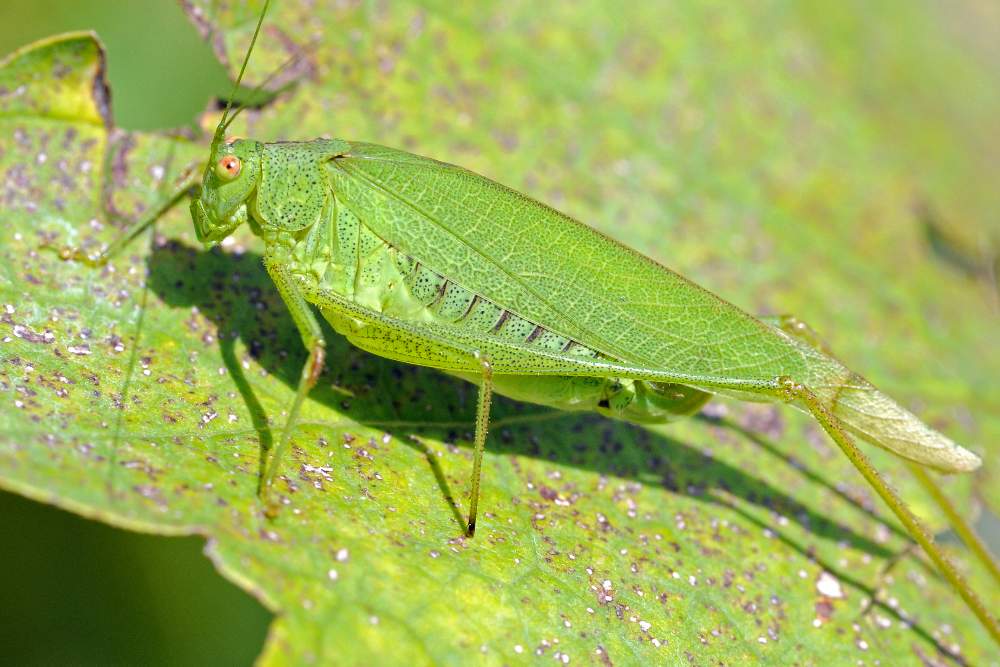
[393,253,601,358]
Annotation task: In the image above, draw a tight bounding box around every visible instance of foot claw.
[49,245,106,267]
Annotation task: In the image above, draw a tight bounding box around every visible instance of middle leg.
[260,261,327,507]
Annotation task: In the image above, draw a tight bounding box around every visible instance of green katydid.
[59,0,999,643]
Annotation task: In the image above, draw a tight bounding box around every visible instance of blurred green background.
[0,0,230,131]
[0,2,271,664]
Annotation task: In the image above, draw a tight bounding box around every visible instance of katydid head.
[190,137,263,246]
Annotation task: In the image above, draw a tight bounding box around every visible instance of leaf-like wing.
[331,145,981,472]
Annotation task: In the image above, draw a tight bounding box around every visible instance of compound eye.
[215,155,242,181]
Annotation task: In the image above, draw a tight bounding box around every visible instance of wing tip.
[905,428,983,473]
[935,444,982,473]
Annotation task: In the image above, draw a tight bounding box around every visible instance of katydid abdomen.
[293,178,713,423]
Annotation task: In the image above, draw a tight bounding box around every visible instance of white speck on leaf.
[816,571,844,599]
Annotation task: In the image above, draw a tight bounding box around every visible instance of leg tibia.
[782,378,1000,644]
[51,173,197,266]
[466,353,494,537]
[259,260,327,507]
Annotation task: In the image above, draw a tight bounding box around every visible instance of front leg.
[51,167,199,267]
[260,258,327,508]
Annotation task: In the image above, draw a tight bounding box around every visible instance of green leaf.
[2,2,998,664]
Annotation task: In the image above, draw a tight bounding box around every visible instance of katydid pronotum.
[56,1,998,643]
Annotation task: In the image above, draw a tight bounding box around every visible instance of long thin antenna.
[221,37,317,133]
[216,0,272,138]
